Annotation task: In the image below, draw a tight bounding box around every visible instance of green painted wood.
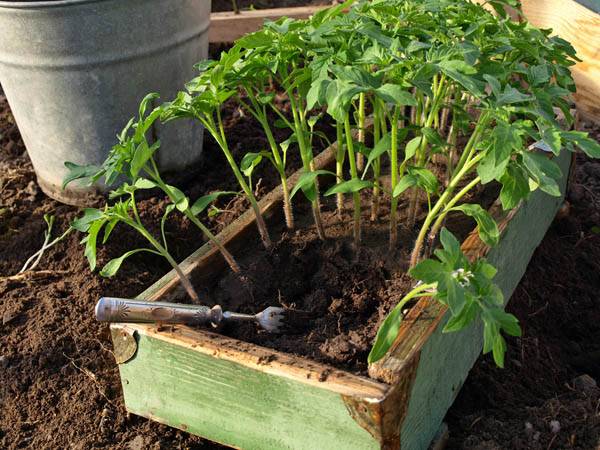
[575,0,600,13]
[399,150,572,450]
[118,331,380,450]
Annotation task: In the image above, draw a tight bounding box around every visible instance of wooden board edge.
[520,0,600,123]
[113,322,388,400]
[209,5,328,43]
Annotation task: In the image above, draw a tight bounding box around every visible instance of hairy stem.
[425,176,481,256]
[345,115,362,247]
[147,162,242,273]
[389,107,400,249]
[216,109,272,249]
[336,120,346,215]
[371,103,381,222]
[289,91,325,239]
[129,199,201,303]
[410,153,484,268]
[356,92,366,172]
[241,91,294,230]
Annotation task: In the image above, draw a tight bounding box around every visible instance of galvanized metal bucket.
[0,0,210,204]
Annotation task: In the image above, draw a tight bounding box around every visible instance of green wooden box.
[110,146,571,450]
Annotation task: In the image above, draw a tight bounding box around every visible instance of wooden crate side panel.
[209,6,326,43]
[118,331,380,450]
[521,0,600,123]
[399,151,571,450]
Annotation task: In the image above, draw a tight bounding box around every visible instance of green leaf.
[392,175,417,198]
[450,204,500,247]
[84,219,106,271]
[102,218,119,244]
[409,259,447,285]
[421,127,445,148]
[408,166,438,194]
[562,132,600,158]
[240,152,265,177]
[367,302,405,364]
[131,140,160,177]
[438,59,477,75]
[325,178,373,196]
[325,80,364,122]
[445,277,467,314]
[443,300,479,333]
[306,77,330,110]
[492,334,507,368]
[166,184,190,212]
[134,178,157,190]
[482,318,497,355]
[440,227,462,259]
[374,84,417,106]
[477,120,520,184]
[496,86,532,106]
[528,64,551,86]
[522,152,562,197]
[483,74,501,98]
[72,208,104,232]
[406,40,431,53]
[100,249,152,277]
[541,128,562,155]
[404,136,422,161]
[290,170,335,201]
[438,63,485,97]
[139,93,160,119]
[190,191,237,216]
[364,133,391,174]
[499,164,530,210]
[488,308,521,337]
[237,30,272,49]
[63,162,101,189]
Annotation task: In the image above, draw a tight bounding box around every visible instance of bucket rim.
[0,0,110,9]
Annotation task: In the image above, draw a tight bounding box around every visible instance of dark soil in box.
[200,179,496,375]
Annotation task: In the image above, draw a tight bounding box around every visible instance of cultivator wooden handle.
[95,297,223,326]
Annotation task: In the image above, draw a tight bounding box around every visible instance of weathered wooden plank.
[209,6,327,43]
[397,150,571,450]
[118,326,383,450]
[120,323,387,398]
[520,0,600,123]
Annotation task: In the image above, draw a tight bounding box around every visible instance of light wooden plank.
[209,6,327,43]
[121,323,388,399]
[118,328,381,450]
[397,150,572,450]
[520,0,600,123]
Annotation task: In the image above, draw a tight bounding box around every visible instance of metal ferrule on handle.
[95,297,223,326]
